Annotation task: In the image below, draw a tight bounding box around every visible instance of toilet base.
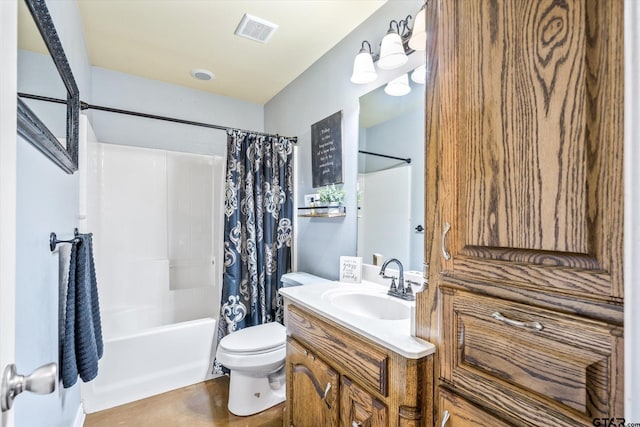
[227,370,286,416]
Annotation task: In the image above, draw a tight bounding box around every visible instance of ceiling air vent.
[234,13,278,43]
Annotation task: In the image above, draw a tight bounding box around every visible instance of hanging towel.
[61,233,103,388]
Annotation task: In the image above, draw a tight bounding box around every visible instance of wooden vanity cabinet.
[285,305,433,427]
[417,0,625,425]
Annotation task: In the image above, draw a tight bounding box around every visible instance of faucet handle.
[383,275,397,291]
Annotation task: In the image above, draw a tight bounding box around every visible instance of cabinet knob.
[322,382,332,409]
[441,409,451,427]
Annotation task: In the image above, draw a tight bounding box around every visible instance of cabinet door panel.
[438,387,511,427]
[287,338,340,427]
[437,0,623,304]
[340,377,387,427]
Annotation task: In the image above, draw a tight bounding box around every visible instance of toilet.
[216,272,330,416]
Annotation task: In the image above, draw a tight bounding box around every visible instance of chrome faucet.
[379,258,414,301]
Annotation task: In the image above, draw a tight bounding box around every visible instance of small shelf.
[297,206,346,218]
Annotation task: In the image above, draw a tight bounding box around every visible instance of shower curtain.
[214,129,294,374]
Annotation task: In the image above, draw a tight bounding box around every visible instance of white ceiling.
[74,0,388,105]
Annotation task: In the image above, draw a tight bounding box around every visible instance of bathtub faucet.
[379,258,414,301]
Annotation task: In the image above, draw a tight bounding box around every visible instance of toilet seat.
[219,322,286,355]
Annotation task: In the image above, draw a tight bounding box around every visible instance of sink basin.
[328,292,411,320]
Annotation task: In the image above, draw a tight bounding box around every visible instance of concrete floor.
[84,376,284,427]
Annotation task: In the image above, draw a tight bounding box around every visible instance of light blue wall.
[15,137,80,427]
[15,1,90,426]
[90,67,264,156]
[264,0,423,279]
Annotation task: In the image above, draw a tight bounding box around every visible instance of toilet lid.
[219,322,286,354]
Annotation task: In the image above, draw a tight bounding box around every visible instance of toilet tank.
[281,272,330,287]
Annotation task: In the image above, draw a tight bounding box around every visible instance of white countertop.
[279,280,435,359]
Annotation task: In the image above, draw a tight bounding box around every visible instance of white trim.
[0,1,18,426]
[72,403,86,427]
[625,0,640,421]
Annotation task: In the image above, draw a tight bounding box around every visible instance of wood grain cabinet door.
[340,377,387,427]
[422,0,625,422]
[431,0,624,317]
[286,338,340,427]
[438,387,511,427]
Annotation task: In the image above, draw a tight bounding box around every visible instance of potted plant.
[318,184,345,213]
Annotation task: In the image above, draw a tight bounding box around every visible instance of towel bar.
[49,228,80,251]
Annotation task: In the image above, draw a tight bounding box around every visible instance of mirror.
[17,0,80,174]
[357,68,425,272]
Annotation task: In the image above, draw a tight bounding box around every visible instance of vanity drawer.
[286,304,388,396]
[441,288,620,425]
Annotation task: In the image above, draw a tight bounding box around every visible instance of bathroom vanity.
[280,281,434,427]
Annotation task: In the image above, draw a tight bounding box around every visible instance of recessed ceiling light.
[235,13,278,43]
[190,69,214,81]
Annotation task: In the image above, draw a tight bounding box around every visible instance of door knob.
[1,363,57,412]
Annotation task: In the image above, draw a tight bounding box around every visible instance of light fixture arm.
[387,19,401,35]
[399,15,413,38]
[360,40,373,54]
[358,40,380,62]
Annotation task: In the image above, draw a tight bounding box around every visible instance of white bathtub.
[81,316,217,413]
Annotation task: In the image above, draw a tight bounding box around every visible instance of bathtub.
[81,315,217,413]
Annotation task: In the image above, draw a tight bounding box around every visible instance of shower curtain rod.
[18,92,297,142]
[358,149,411,164]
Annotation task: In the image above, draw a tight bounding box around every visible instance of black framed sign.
[311,110,343,188]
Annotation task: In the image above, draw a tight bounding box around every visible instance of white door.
[0,1,18,426]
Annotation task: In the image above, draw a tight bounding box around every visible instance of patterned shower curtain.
[213,129,294,374]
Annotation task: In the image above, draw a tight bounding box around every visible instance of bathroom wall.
[14,1,91,426]
[264,0,424,279]
[90,67,264,156]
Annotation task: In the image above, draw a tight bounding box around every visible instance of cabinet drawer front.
[287,305,388,396]
[442,289,617,423]
[438,387,511,427]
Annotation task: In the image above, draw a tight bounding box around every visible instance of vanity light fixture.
[408,3,427,51]
[410,64,426,84]
[350,41,378,84]
[384,73,411,96]
[350,4,429,85]
[378,19,409,70]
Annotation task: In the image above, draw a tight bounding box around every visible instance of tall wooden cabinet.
[416,0,624,425]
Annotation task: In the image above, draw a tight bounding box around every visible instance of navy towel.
[61,233,103,388]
